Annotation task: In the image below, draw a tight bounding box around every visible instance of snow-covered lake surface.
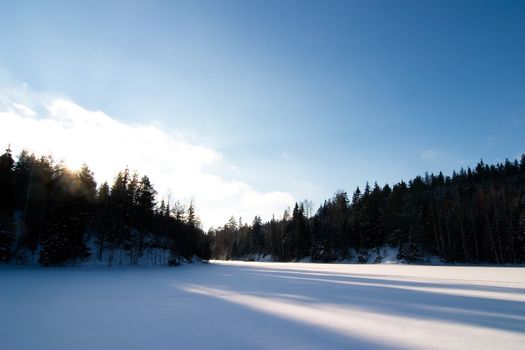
[1,261,524,349]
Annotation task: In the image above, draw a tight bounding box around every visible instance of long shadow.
[170,283,405,350]
[242,267,525,295]
[196,263,525,335]
[0,267,403,350]
[2,264,523,349]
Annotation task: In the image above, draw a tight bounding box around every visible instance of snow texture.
[1,261,524,349]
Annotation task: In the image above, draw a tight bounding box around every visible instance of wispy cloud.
[0,87,295,229]
[458,158,474,166]
[10,102,36,117]
[420,149,439,160]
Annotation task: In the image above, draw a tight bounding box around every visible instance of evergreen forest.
[1,145,524,266]
[0,147,211,266]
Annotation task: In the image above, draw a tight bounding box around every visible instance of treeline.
[210,156,525,264]
[0,147,211,266]
[2,145,523,266]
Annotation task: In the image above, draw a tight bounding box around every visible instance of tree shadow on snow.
[181,263,525,336]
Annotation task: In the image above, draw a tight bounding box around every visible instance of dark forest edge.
[0,147,211,266]
[0,145,524,266]
[210,155,525,264]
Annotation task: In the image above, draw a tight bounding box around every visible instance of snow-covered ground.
[1,262,524,349]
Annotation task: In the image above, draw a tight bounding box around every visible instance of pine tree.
[0,147,15,262]
[187,201,198,228]
[134,175,157,260]
[106,169,131,265]
[252,216,263,254]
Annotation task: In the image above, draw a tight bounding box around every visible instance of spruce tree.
[252,216,263,254]
[0,147,15,262]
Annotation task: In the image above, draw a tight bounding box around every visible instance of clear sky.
[0,0,524,228]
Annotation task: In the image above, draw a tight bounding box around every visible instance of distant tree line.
[210,156,525,264]
[2,144,523,266]
[0,147,211,266]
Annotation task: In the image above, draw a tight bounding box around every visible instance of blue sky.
[1,0,524,227]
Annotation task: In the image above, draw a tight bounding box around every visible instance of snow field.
[1,261,524,349]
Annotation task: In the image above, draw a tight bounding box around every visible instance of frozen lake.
[1,261,524,349]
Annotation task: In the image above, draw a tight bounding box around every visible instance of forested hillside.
[1,145,524,266]
[210,156,525,264]
[0,147,211,266]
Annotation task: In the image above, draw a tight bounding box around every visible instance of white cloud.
[0,90,295,229]
[11,102,36,117]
